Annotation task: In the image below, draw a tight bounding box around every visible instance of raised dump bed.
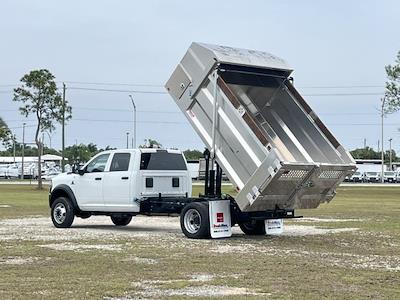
[166,43,356,212]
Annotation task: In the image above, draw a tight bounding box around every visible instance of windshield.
[353,172,361,176]
[384,172,395,176]
[366,172,378,176]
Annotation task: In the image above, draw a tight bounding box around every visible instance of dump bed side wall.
[166,43,356,212]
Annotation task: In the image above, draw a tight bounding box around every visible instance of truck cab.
[49,149,191,227]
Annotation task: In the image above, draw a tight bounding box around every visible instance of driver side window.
[86,154,110,173]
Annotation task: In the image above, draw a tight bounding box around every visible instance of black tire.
[239,220,266,235]
[180,202,210,239]
[111,215,132,226]
[51,197,75,228]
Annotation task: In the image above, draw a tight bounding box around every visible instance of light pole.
[389,138,393,171]
[126,132,130,149]
[61,82,66,172]
[129,95,137,149]
[381,97,386,183]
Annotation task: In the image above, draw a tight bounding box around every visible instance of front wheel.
[239,220,266,235]
[180,202,210,239]
[111,215,132,226]
[51,197,75,228]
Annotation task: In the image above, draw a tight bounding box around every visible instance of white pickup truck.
[50,149,193,227]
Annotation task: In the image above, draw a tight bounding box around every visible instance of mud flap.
[209,200,232,238]
[265,219,283,235]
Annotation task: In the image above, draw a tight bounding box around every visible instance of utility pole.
[13,134,16,164]
[126,132,130,149]
[21,123,26,180]
[381,97,386,183]
[61,82,66,172]
[363,138,366,149]
[129,95,137,148]
[389,138,393,171]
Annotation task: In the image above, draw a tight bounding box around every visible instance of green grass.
[0,184,399,299]
[0,185,50,219]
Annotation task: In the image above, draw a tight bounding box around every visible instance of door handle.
[95,177,102,181]
[121,176,129,180]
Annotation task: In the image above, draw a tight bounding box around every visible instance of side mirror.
[78,168,85,176]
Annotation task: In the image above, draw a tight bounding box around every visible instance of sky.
[0,0,399,154]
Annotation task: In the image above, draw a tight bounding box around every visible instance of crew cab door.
[75,153,110,210]
[103,152,137,212]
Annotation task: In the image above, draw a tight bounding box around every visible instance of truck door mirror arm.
[78,168,86,176]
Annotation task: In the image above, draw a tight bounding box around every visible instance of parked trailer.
[49,43,356,239]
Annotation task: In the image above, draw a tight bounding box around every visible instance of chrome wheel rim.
[184,209,201,234]
[53,203,67,224]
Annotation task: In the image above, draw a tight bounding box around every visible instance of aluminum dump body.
[166,43,356,212]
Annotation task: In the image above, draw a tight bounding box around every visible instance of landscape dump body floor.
[165,43,356,211]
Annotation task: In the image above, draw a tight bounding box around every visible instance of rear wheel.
[51,197,75,228]
[180,202,210,239]
[111,215,132,226]
[239,220,266,235]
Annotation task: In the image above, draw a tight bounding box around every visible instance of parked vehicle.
[364,172,381,183]
[350,171,363,182]
[49,43,355,239]
[383,171,396,183]
[50,149,192,224]
[0,164,8,178]
[6,164,19,179]
[42,169,61,180]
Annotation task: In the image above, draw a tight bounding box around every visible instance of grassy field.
[0,184,399,299]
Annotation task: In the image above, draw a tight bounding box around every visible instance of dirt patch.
[121,255,158,265]
[38,242,123,252]
[0,204,11,208]
[299,217,364,223]
[0,216,181,242]
[210,244,400,272]
[189,274,215,282]
[0,256,46,265]
[124,278,265,298]
[282,225,359,236]
[0,216,358,242]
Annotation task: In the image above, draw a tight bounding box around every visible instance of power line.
[302,92,383,97]
[298,85,383,89]
[63,81,164,88]
[8,124,36,130]
[74,106,181,113]
[66,86,167,94]
[73,118,187,124]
